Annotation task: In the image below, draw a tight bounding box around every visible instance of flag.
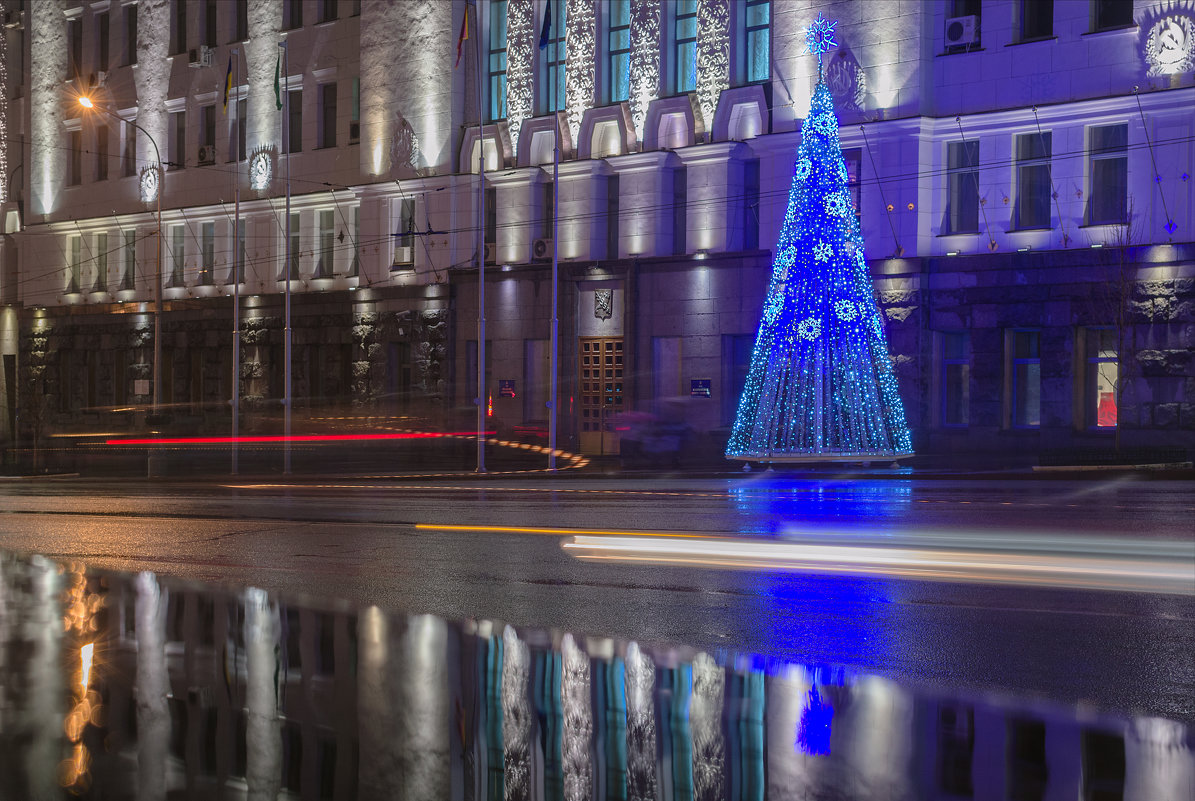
[222,57,233,112]
[455,5,470,69]
[538,0,552,50]
[274,52,283,110]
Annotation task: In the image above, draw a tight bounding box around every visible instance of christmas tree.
[726,16,912,463]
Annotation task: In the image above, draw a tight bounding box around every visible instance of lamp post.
[79,96,163,414]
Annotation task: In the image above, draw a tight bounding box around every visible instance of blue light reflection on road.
[730,478,913,536]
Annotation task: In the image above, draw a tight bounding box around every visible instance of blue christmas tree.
[727,16,912,463]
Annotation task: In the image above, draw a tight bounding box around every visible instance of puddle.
[0,552,1190,800]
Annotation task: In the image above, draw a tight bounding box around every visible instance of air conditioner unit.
[484,243,497,264]
[198,145,216,164]
[391,245,413,268]
[348,121,360,142]
[944,15,978,47]
[532,237,553,260]
[200,45,214,67]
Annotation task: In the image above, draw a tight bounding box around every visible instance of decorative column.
[625,642,658,801]
[695,0,731,137]
[245,587,281,801]
[505,0,536,154]
[628,0,661,143]
[501,625,532,799]
[564,0,597,146]
[561,633,593,801]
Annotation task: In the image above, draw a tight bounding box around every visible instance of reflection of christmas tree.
[727,16,912,463]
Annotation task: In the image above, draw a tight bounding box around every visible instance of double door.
[578,337,623,455]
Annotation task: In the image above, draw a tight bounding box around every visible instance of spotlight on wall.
[695,250,708,260]
[1017,246,1031,252]
[946,250,960,257]
[1091,243,1104,248]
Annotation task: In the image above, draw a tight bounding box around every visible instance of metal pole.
[281,42,292,474]
[232,48,241,475]
[549,41,559,471]
[475,2,486,473]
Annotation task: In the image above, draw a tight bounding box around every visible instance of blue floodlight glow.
[797,685,834,756]
[726,77,913,461]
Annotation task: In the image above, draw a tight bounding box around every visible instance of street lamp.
[79,96,163,414]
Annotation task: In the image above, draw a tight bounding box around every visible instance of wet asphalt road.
[0,473,1192,724]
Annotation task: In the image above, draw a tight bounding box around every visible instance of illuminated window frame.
[488,0,509,121]
[607,0,631,103]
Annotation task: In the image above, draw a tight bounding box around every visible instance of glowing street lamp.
[79,95,164,414]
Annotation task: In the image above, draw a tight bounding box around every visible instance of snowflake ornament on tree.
[797,317,822,341]
[814,242,832,262]
[824,191,852,217]
[795,158,812,180]
[811,114,837,137]
[835,299,859,321]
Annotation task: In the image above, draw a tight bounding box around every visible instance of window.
[96,125,109,181]
[843,147,862,225]
[1007,719,1047,801]
[1091,0,1133,32]
[947,0,982,50]
[125,4,137,66]
[607,175,620,258]
[170,110,186,170]
[200,105,216,160]
[68,235,82,293]
[97,11,110,72]
[1083,327,1117,428]
[722,334,753,425]
[92,233,108,293]
[1010,330,1041,428]
[608,0,630,103]
[234,0,248,41]
[1017,0,1053,41]
[484,187,497,245]
[284,0,302,30]
[350,77,360,142]
[285,90,302,154]
[945,140,979,234]
[316,210,334,278]
[488,1,508,120]
[122,119,137,177]
[673,167,687,254]
[69,130,83,186]
[673,0,698,94]
[68,18,83,78]
[170,224,185,286]
[941,332,969,427]
[200,222,214,285]
[1014,132,1051,229]
[172,0,187,55]
[286,213,300,280]
[319,0,338,24]
[394,198,415,266]
[539,0,567,113]
[743,158,760,249]
[523,339,549,423]
[122,230,136,290]
[1087,124,1127,224]
[318,83,337,148]
[465,340,492,407]
[232,218,246,283]
[743,0,770,84]
[349,206,360,276]
[202,0,217,48]
[542,182,553,240]
[234,98,248,161]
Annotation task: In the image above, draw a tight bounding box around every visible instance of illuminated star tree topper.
[726,16,913,464]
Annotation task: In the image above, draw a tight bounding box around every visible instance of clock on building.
[139,166,160,203]
[250,151,273,190]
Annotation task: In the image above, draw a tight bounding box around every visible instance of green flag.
[274,52,282,110]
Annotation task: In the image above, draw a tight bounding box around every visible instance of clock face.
[250,152,272,190]
[139,167,159,203]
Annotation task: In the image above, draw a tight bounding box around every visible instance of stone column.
[134,571,169,801]
[244,587,281,801]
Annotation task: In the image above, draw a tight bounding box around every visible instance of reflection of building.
[1,559,1192,800]
[0,1,1193,464]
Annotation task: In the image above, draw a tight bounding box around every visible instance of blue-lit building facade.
[0,0,1192,463]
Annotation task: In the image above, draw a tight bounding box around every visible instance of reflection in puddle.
[0,552,1191,800]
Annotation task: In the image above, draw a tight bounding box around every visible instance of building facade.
[0,0,1192,466]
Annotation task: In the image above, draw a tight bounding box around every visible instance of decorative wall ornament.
[506,0,536,153]
[565,0,597,146]
[629,0,661,143]
[696,0,731,138]
[248,148,274,191]
[594,288,613,320]
[390,113,422,177]
[1144,13,1195,76]
[825,46,868,112]
[139,165,161,203]
[501,625,532,800]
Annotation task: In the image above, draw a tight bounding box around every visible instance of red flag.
[455,5,470,68]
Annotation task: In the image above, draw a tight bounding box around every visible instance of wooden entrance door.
[578,337,624,455]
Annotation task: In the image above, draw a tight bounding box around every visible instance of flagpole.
[232,49,241,475]
[548,0,558,471]
[281,41,292,475]
[474,1,486,473]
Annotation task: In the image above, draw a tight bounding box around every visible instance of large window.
[96,125,109,181]
[68,18,82,78]
[286,213,300,280]
[393,199,415,267]
[234,0,249,41]
[171,0,187,55]
[1014,132,1051,229]
[125,4,137,66]
[199,105,216,162]
[1083,327,1118,428]
[69,130,83,186]
[318,83,337,149]
[945,140,979,234]
[607,0,630,103]
[285,90,303,153]
[1017,0,1053,41]
[94,233,108,292]
[607,175,620,258]
[170,224,185,286]
[97,11,110,72]
[1010,330,1041,428]
[722,334,754,425]
[202,0,217,48]
[349,206,360,276]
[170,110,186,170]
[350,78,360,142]
[284,0,303,30]
[319,0,338,24]
[200,222,215,285]
[1087,124,1127,225]
[843,147,862,225]
[673,167,687,254]
[316,210,335,278]
[941,332,969,427]
[122,230,136,290]
[68,236,82,293]
[232,218,246,283]
[1091,0,1133,32]
[123,122,137,177]
[743,0,770,84]
[233,98,247,161]
[538,0,566,113]
[672,0,698,94]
